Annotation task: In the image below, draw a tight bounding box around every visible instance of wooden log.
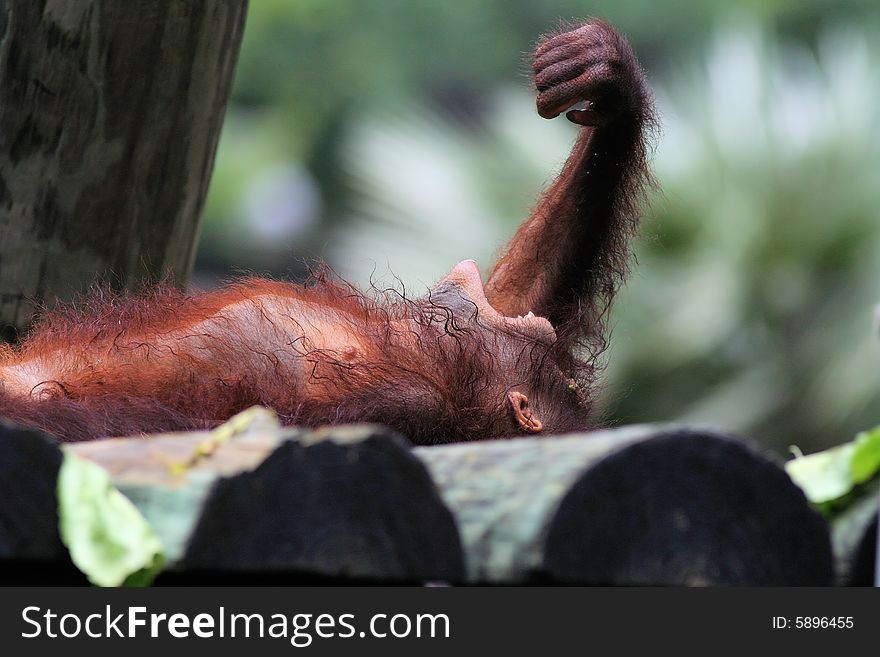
[0,0,248,340]
[0,412,835,586]
[67,412,464,583]
[0,418,67,562]
[829,481,878,586]
[415,425,834,585]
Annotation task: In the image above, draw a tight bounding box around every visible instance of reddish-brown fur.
[0,19,655,444]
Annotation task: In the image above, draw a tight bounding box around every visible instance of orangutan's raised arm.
[485,19,655,350]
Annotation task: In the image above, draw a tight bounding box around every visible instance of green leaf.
[57,451,165,587]
[851,426,880,484]
[785,441,857,505]
[786,424,880,511]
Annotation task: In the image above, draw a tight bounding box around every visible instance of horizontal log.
[0,410,464,584]
[829,481,878,585]
[415,425,834,585]
[0,412,834,586]
[0,419,68,563]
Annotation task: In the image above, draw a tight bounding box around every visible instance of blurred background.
[194,0,880,456]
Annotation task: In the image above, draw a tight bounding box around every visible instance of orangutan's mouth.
[442,260,556,341]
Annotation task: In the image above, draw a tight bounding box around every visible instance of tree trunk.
[0,0,248,341]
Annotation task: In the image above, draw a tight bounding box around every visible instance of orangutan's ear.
[508,391,543,433]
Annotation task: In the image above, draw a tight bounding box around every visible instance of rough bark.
[0,0,248,341]
[415,425,834,585]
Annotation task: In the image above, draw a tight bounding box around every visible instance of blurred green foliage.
[199,0,880,454]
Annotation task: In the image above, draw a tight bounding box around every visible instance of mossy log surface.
[416,425,834,585]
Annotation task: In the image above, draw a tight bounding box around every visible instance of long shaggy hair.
[0,270,594,443]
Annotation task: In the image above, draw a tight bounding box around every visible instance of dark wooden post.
[0,0,248,341]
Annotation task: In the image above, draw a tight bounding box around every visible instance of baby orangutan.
[0,19,655,443]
